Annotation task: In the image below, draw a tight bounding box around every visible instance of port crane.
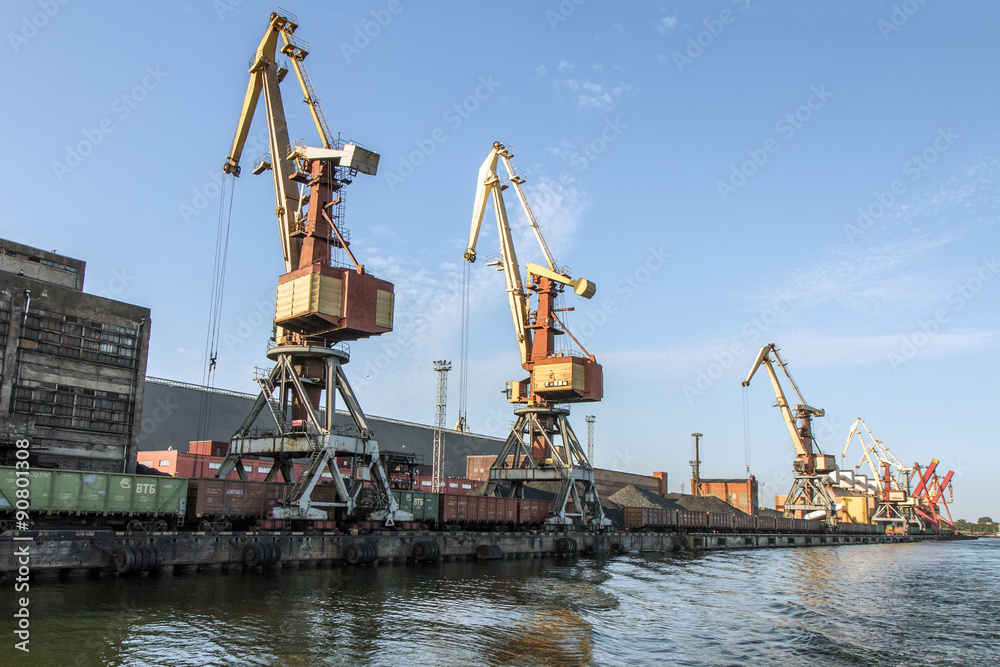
[743,343,839,524]
[214,9,409,524]
[910,459,955,530]
[842,418,913,529]
[463,142,608,526]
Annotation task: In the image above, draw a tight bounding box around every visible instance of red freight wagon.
[756,516,776,532]
[474,495,489,523]
[622,507,644,529]
[708,512,732,532]
[499,497,518,524]
[186,479,282,528]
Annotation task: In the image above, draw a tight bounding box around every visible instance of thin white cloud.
[657,16,678,34]
[562,78,633,111]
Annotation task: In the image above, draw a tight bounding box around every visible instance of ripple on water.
[7,539,1000,665]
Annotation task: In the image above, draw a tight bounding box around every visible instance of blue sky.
[2,1,997,520]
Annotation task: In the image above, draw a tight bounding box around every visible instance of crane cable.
[742,384,752,477]
[196,174,237,440]
[456,261,471,431]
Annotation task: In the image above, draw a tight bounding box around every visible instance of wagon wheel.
[221,519,233,532]
[128,520,145,533]
[199,520,213,533]
[155,520,168,532]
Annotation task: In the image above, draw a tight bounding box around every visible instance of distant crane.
[432,360,451,493]
[910,459,955,531]
[743,343,839,524]
[462,141,607,527]
[842,418,913,530]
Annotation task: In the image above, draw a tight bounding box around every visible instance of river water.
[2,538,998,666]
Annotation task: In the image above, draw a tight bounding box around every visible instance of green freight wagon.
[390,489,439,524]
[0,466,187,529]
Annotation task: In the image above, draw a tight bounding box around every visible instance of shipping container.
[0,465,187,521]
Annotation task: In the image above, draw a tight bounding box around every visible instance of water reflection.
[1,540,997,666]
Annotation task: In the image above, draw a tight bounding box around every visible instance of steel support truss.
[482,406,610,527]
[784,474,839,527]
[216,345,411,524]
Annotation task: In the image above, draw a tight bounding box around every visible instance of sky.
[1,1,997,520]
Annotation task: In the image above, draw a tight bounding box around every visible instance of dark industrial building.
[139,377,505,478]
[0,238,150,473]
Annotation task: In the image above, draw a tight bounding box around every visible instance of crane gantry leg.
[482,406,608,527]
[216,345,406,524]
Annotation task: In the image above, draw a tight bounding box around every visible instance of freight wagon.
[186,478,284,531]
[0,465,187,531]
[619,505,883,536]
[439,494,552,529]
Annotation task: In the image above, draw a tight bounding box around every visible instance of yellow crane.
[463,142,607,526]
[214,9,408,525]
[743,343,839,523]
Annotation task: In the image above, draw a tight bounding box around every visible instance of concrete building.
[0,238,150,473]
[138,377,505,479]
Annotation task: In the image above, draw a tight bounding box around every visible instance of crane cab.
[531,355,603,403]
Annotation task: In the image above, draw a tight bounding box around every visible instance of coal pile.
[607,485,683,511]
[674,494,747,516]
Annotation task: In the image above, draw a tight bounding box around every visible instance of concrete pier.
[0,528,953,579]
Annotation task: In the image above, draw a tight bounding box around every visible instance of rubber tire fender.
[144,545,160,572]
[112,546,136,574]
[133,545,149,573]
[346,544,364,565]
[243,541,267,567]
